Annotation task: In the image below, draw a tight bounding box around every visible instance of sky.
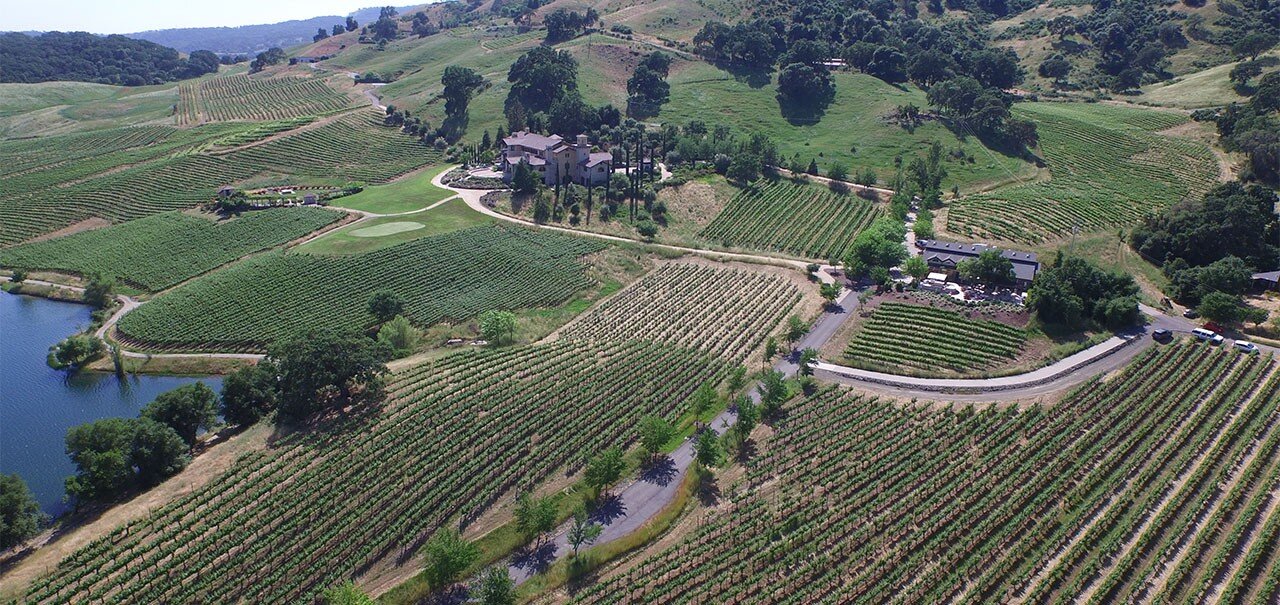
[8,0,371,34]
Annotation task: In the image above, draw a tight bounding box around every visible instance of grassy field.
[699,178,884,261]
[843,301,1027,373]
[576,344,1280,604]
[329,165,454,214]
[0,82,179,138]
[0,108,440,247]
[0,208,342,291]
[658,63,1040,191]
[1139,50,1280,109]
[115,224,604,351]
[297,197,493,255]
[946,101,1220,245]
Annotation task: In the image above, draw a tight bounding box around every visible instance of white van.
[1192,328,1224,345]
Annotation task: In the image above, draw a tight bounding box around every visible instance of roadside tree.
[584,446,625,498]
[514,492,557,545]
[638,415,674,458]
[422,528,479,590]
[567,506,603,556]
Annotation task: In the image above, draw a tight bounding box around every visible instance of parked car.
[1192,328,1224,345]
[1234,341,1259,354]
[1152,329,1173,342]
[1183,309,1200,319]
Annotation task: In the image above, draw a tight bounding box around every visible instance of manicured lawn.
[297,197,493,255]
[330,165,455,214]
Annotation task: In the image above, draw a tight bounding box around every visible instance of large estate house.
[501,131,613,187]
[917,239,1041,288]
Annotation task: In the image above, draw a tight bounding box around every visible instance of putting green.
[350,221,425,237]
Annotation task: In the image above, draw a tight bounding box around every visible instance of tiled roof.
[583,152,613,167]
[502,131,564,150]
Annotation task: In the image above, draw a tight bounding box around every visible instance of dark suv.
[1152,329,1173,342]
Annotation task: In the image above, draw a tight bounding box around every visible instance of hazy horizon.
[8,1,376,35]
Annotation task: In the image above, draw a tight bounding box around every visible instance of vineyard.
[946,102,1220,244]
[842,301,1026,373]
[573,343,1280,604]
[0,208,342,292]
[176,74,355,125]
[115,225,605,351]
[18,339,729,603]
[0,109,439,247]
[699,179,883,260]
[559,262,802,362]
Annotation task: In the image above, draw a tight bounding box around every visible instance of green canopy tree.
[0,474,47,549]
[220,363,279,427]
[141,382,218,447]
[638,415,674,459]
[422,528,479,590]
[584,446,625,498]
[268,327,389,421]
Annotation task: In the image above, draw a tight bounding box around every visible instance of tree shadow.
[777,87,836,126]
[735,437,758,462]
[698,471,722,506]
[442,113,469,143]
[588,492,627,525]
[713,61,773,89]
[511,540,558,574]
[938,119,1044,166]
[639,455,678,486]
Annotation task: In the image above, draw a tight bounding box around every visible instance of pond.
[0,291,220,517]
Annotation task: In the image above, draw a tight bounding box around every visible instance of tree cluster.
[843,216,908,279]
[62,383,218,506]
[1,474,48,550]
[1026,253,1139,329]
[0,32,220,85]
[1131,181,1278,317]
[691,1,1025,120]
[249,47,286,73]
[544,7,600,43]
[627,52,673,117]
[504,46,621,136]
[1194,73,1280,186]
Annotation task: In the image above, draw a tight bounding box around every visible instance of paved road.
[504,289,856,586]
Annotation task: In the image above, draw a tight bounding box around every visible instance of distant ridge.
[125,5,420,55]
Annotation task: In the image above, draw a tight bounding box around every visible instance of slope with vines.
[572,344,1280,603]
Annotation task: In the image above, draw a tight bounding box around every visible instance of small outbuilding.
[217,186,236,198]
[1253,270,1280,292]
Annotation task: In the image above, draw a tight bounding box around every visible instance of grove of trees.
[0,32,219,85]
